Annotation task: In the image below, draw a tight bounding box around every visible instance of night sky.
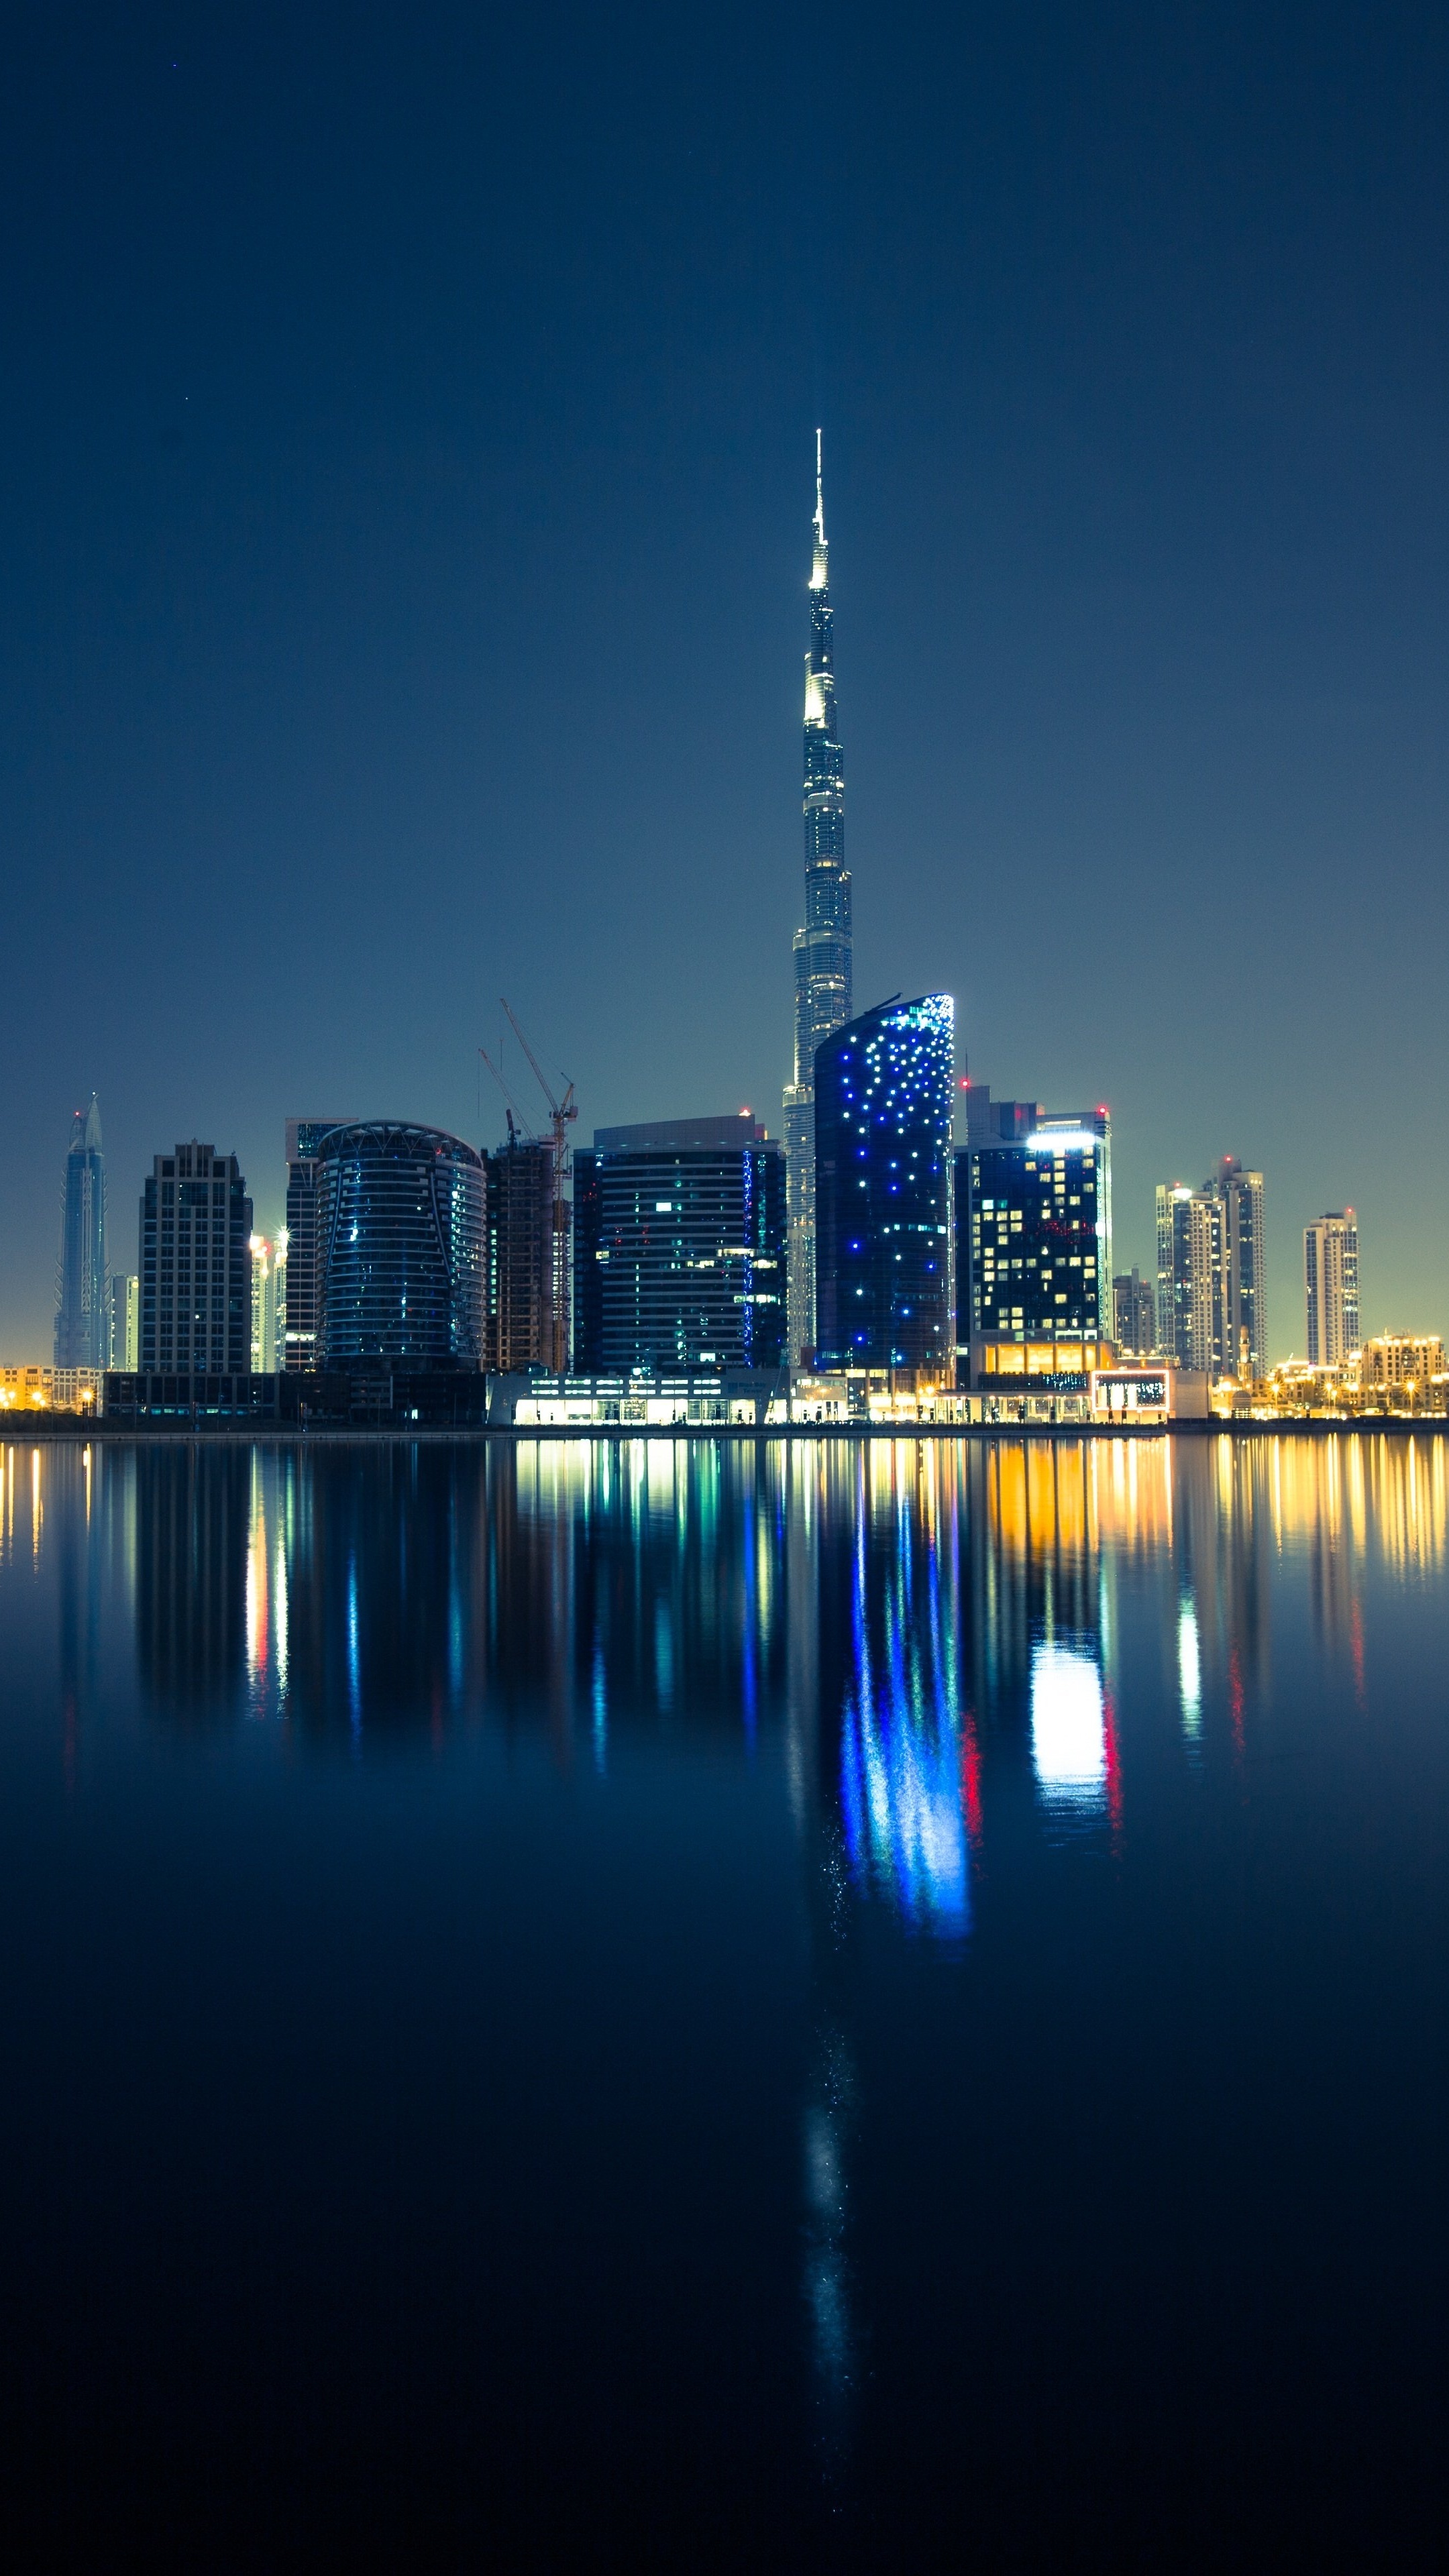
[3,1,1446,1356]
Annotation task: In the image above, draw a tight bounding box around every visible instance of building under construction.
[480,1003,577,1373]
[486,1137,561,1373]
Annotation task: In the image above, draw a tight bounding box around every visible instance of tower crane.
[499,1002,578,1375]
[478,1042,535,1147]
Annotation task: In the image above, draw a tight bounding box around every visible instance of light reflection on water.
[5,1428,1449,2559]
[9,1428,1449,1817]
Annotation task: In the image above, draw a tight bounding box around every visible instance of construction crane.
[500,1002,578,1375]
[478,1041,535,1146]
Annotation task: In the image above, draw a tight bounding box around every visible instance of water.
[3,1432,1448,2565]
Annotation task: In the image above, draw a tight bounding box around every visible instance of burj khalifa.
[783,433,853,1362]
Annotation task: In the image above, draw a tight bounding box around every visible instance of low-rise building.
[0,1364,103,1414]
[1358,1336,1447,1402]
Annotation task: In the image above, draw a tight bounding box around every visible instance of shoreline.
[3,1415,1445,1446]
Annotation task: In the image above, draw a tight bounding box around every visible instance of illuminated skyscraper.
[961,1111,1112,1356]
[572,1115,786,1374]
[108,1272,139,1369]
[1156,1182,1220,1372]
[1217,1158,1267,1380]
[1305,1212,1359,1364]
[1155,1160,1266,1378]
[315,1123,484,1370]
[783,433,852,1362]
[54,1093,107,1367]
[814,994,954,1376]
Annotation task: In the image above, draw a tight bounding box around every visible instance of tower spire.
[783,431,853,1365]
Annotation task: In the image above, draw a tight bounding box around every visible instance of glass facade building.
[572,1116,786,1375]
[284,1117,351,1374]
[315,1124,485,1371]
[964,1108,1108,1360]
[958,1112,1112,1371]
[54,1093,107,1368]
[814,996,955,1375]
[139,1140,254,1373]
[783,435,853,1363]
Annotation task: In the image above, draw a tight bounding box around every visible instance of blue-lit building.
[315,1122,485,1370]
[572,1116,786,1375]
[54,1093,107,1367]
[957,1110,1112,1383]
[813,995,955,1376]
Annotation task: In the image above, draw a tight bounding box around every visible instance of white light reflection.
[1030,1643,1106,1818]
[1178,1599,1201,1739]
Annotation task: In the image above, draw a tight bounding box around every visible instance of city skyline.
[3,7,1448,1354]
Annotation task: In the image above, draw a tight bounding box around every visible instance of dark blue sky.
[3,1,1446,1354]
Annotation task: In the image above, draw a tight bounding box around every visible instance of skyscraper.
[1217,1158,1267,1380]
[783,433,852,1363]
[1156,1182,1222,1372]
[54,1094,107,1367]
[1112,1267,1157,1355]
[108,1272,139,1370]
[572,1115,786,1375]
[315,1122,485,1370]
[1305,1212,1359,1364]
[139,1140,254,1373]
[486,1136,557,1373]
[814,994,955,1377]
[1155,1161,1266,1378]
[249,1234,286,1373]
[958,1112,1112,1359]
[283,1118,351,1373]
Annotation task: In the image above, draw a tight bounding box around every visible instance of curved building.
[814,994,955,1377]
[315,1124,485,1370]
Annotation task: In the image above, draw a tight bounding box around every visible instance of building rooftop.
[592,1114,768,1152]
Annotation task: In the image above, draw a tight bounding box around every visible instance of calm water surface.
[3,1432,1448,2567]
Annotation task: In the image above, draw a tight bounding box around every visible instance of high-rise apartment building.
[315,1123,485,1370]
[283,1118,350,1373]
[572,1115,786,1375]
[108,1272,139,1370]
[1218,1159,1267,1380]
[486,1137,557,1373]
[249,1234,286,1373]
[1156,1181,1225,1372]
[1304,1212,1359,1364]
[54,1094,107,1367]
[814,995,955,1377]
[1157,1161,1267,1378]
[958,1111,1112,1360]
[139,1140,254,1373]
[1112,1267,1157,1356]
[783,435,852,1363]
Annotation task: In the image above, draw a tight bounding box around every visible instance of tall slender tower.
[784,431,853,1362]
[54,1094,107,1367]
